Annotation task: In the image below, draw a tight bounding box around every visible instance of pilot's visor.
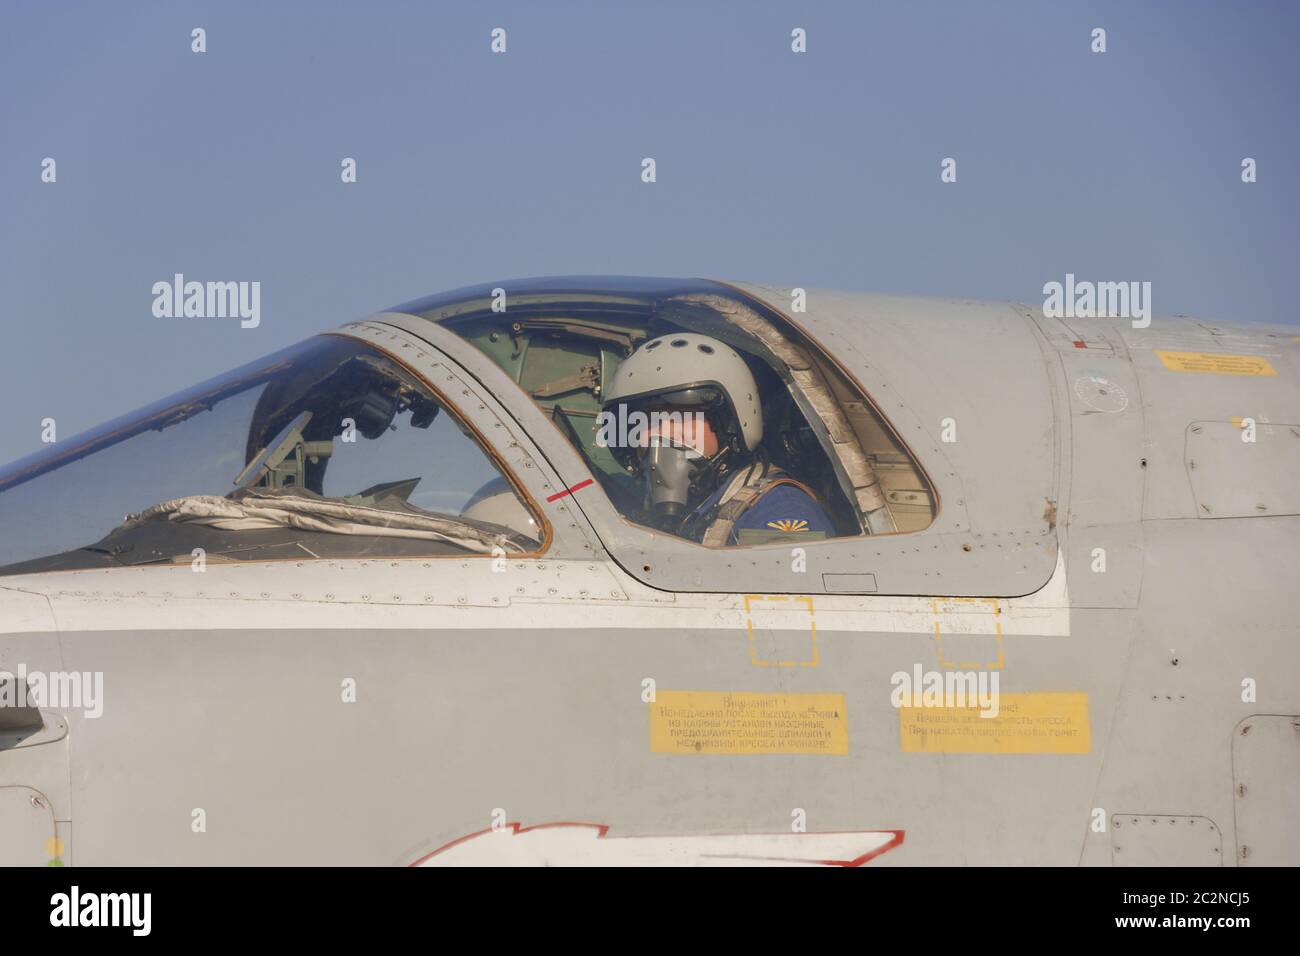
[653,386,724,408]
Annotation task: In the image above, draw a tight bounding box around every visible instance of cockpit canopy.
[0,277,938,576]
[0,336,542,575]
[398,276,936,542]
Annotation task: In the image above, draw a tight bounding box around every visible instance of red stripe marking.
[546,478,593,503]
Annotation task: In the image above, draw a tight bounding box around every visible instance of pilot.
[600,332,834,546]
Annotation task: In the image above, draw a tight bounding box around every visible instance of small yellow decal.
[899,692,1090,754]
[766,518,810,532]
[650,690,847,755]
[1156,351,1277,377]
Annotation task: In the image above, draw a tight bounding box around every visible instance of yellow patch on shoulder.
[766,518,809,532]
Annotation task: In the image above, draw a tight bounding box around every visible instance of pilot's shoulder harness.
[700,462,812,547]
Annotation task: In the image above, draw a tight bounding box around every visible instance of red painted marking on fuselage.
[547,478,594,502]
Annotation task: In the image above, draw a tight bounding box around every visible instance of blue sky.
[2,0,1297,463]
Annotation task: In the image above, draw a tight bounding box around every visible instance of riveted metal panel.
[1109,814,1223,866]
[1121,314,1300,521]
[1232,715,1300,866]
[1026,307,1146,608]
[1185,420,1300,519]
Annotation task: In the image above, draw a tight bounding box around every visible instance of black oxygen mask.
[642,438,698,526]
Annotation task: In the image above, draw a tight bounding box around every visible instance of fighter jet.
[1,276,1296,866]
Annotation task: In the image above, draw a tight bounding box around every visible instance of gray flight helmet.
[602,333,763,466]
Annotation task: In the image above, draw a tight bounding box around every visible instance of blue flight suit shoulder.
[733,482,833,537]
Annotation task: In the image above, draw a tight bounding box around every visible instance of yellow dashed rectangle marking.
[899,691,1090,754]
[650,690,847,755]
[1156,351,1277,376]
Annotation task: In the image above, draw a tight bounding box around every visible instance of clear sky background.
[2,0,1296,464]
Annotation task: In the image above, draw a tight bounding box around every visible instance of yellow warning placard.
[899,692,1090,754]
[650,690,847,755]
[1156,351,1277,377]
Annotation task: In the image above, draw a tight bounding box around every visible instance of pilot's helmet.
[603,333,762,459]
[601,333,763,522]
